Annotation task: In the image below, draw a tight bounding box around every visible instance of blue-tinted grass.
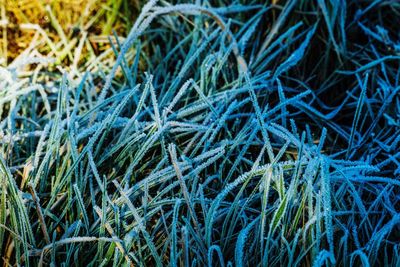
[1,0,400,266]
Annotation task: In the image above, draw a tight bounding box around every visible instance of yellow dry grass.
[0,0,138,68]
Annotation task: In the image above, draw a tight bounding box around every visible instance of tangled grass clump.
[1,0,400,266]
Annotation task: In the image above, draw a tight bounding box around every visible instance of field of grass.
[1,0,400,266]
